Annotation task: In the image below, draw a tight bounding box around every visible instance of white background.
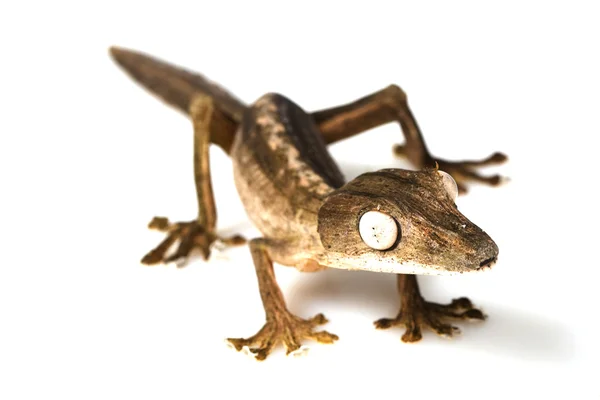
[1,1,599,398]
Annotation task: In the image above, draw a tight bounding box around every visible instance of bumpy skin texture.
[110,47,507,359]
[318,168,498,274]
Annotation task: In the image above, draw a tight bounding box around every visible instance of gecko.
[110,47,507,360]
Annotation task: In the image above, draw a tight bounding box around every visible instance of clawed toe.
[307,313,329,325]
[141,217,245,266]
[375,296,485,342]
[455,151,508,167]
[393,145,508,194]
[227,313,338,360]
[436,154,508,194]
[373,317,395,330]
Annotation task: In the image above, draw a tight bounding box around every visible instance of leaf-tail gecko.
[110,47,507,360]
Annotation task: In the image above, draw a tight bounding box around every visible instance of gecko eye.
[359,211,399,250]
[438,170,458,201]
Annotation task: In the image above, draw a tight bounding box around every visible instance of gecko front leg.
[374,274,485,341]
[227,239,338,360]
[141,95,245,265]
[313,85,507,194]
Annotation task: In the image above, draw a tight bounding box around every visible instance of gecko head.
[317,168,498,275]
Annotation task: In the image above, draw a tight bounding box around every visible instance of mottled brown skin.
[317,168,498,274]
[110,47,507,359]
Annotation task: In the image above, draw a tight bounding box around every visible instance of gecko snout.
[475,240,499,271]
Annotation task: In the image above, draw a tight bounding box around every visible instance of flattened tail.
[109,46,245,123]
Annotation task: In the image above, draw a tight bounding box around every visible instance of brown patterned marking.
[243,93,345,192]
[111,47,507,359]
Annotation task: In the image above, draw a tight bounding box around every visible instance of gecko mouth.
[477,256,497,271]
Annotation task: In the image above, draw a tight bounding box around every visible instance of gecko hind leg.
[374,274,485,342]
[312,85,507,194]
[141,95,245,266]
[227,240,338,360]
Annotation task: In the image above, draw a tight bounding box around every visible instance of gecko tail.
[109,46,246,123]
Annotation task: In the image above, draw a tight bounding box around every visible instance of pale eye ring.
[358,211,399,250]
[438,170,458,201]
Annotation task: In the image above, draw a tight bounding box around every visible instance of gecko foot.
[141,217,245,266]
[227,312,338,360]
[393,145,508,194]
[374,296,485,342]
